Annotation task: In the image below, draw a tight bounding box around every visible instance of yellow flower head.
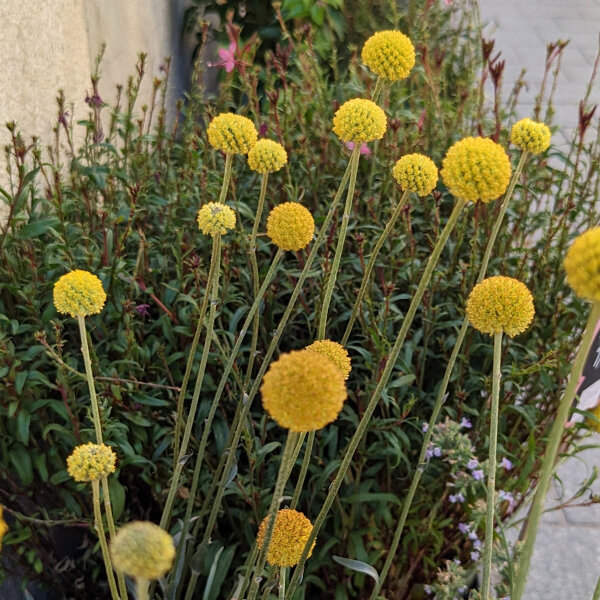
[332,98,387,144]
[441,137,511,203]
[586,403,600,433]
[361,30,416,82]
[197,202,236,236]
[67,443,117,482]
[0,505,8,550]
[260,350,347,432]
[564,227,600,302]
[466,276,535,338]
[266,202,314,251]
[53,270,107,317]
[207,113,258,155]
[247,139,288,174]
[110,521,175,580]
[305,340,352,380]
[256,508,315,567]
[392,153,438,196]
[510,118,551,154]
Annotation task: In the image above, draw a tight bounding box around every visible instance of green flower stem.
[218,153,234,204]
[286,198,467,599]
[290,430,314,510]
[77,316,103,444]
[369,150,530,599]
[101,475,128,600]
[247,432,300,600]
[91,479,120,600]
[318,145,361,338]
[245,172,270,387]
[341,188,411,346]
[136,577,149,600]
[513,301,600,600]
[238,536,261,600]
[279,567,287,600]
[592,570,600,600]
[160,234,222,532]
[200,160,353,547]
[482,331,503,600]
[372,77,385,104]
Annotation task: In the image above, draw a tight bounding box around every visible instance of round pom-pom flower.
[53,270,107,317]
[510,118,551,154]
[361,30,416,82]
[248,139,288,174]
[256,509,315,567]
[466,276,534,338]
[110,521,175,580]
[392,153,438,196]
[305,340,351,380]
[261,350,347,432]
[207,113,258,155]
[266,202,314,251]
[564,227,600,302]
[67,443,116,482]
[0,506,8,550]
[332,99,387,144]
[441,137,511,203]
[197,202,236,236]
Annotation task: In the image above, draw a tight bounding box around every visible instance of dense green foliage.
[1,0,599,598]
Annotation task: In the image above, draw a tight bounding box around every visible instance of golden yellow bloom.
[305,340,352,380]
[332,98,387,144]
[0,505,8,550]
[441,137,511,203]
[564,227,600,302]
[110,521,175,580]
[53,270,107,317]
[466,276,535,338]
[361,30,416,82]
[266,202,314,251]
[247,139,288,174]
[197,202,236,236]
[586,403,600,433]
[67,443,116,482]
[261,350,347,432]
[392,153,438,196]
[510,118,551,154]
[207,113,258,154]
[256,509,315,567]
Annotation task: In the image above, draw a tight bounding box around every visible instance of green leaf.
[332,556,379,586]
[108,477,126,521]
[17,410,31,444]
[19,217,60,239]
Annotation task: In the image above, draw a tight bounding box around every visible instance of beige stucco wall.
[0,0,186,195]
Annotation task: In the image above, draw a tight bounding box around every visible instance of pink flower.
[212,42,237,73]
[444,0,453,5]
[345,142,371,156]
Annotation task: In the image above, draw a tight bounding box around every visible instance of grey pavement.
[477,1,600,598]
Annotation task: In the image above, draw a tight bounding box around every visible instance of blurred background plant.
[1,0,599,598]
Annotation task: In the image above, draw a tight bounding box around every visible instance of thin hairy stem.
[101,476,127,599]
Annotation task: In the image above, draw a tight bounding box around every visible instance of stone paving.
[477,0,600,598]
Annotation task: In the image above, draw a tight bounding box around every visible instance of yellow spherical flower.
[67,443,117,482]
[207,113,258,154]
[466,276,535,338]
[586,403,600,433]
[53,270,107,317]
[441,137,511,203]
[110,521,175,580]
[564,227,600,302]
[247,139,288,174]
[266,202,314,251]
[261,350,347,432]
[305,340,352,380]
[256,509,315,567]
[332,98,387,144]
[361,30,416,82]
[510,118,551,154]
[0,505,8,550]
[197,202,236,236]
[392,153,438,196]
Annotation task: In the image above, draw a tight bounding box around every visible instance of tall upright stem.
[91,479,120,600]
[218,153,234,204]
[342,189,411,345]
[160,234,222,531]
[136,577,149,600]
[482,332,503,599]
[77,316,103,444]
[286,199,467,599]
[370,150,530,598]
[513,301,600,600]
[592,569,600,600]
